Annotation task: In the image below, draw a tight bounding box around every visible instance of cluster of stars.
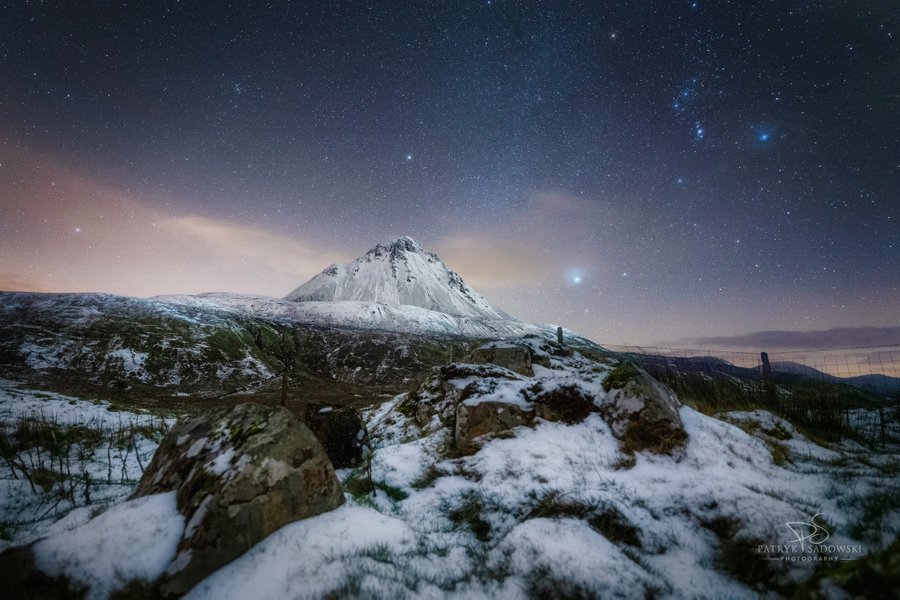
[0,1,896,343]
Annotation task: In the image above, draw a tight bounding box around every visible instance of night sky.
[1,1,898,346]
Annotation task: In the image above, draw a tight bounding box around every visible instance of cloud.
[680,326,900,351]
[0,142,350,297]
[166,216,350,288]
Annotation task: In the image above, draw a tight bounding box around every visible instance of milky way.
[0,2,897,345]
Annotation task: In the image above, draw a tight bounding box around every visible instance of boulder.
[601,362,687,456]
[132,402,344,596]
[456,401,533,454]
[304,404,366,468]
[470,344,534,376]
[528,383,597,424]
[412,362,524,431]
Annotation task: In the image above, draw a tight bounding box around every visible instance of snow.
[155,292,572,341]
[33,492,184,600]
[0,382,173,546]
[181,349,900,599]
[3,338,897,598]
[1,291,277,388]
[106,347,149,378]
[496,518,652,594]
[206,447,236,475]
[285,237,511,320]
[184,505,419,600]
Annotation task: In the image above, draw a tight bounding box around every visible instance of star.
[694,123,705,140]
[405,154,413,161]
[758,132,770,142]
[566,268,585,285]
[74,227,81,233]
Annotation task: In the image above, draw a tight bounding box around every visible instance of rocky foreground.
[1,338,898,599]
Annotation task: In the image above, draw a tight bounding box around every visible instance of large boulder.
[469,343,535,376]
[132,402,344,596]
[601,361,687,456]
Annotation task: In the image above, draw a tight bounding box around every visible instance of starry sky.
[1,1,898,347]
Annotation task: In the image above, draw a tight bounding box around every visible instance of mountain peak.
[285,238,510,319]
[384,236,423,253]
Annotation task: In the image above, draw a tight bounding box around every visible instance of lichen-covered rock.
[601,364,687,456]
[412,362,524,432]
[470,343,534,376]
[456,401,533,454]
[132,402,344,596]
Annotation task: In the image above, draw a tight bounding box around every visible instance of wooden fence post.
[761,352,777,406]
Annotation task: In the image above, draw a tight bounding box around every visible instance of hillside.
[0,240,597,402]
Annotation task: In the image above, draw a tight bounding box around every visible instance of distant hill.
[771,361,900,399]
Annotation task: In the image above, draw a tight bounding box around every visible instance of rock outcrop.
[455,400,533,454]
[601,361,687,456]
[404,342,687,459]
[469,343,535,376]
[407,350,605,455]
[132,402,344,596]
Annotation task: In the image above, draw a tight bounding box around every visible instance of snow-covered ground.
[182,399,898,600]
[0,380,175,549]
[4,356,898,599]
[153,292,578,341]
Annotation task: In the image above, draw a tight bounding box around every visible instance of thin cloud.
[0,143,350,298]
[680,326,900,350]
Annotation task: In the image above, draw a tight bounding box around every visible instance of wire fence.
[600,344,900,445]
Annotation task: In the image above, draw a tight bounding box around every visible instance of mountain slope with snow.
[153,292,583,343]
[285,237,510,319]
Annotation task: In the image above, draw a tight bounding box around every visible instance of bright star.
[566,268,585,285]
[759,132,770,142]
[74,227,81,233]
[405,154,412,161]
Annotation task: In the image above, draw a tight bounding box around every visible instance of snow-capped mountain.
[0,237,599,397]
[285,236,510,320]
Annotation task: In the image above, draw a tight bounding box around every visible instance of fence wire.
[600,344,900,445]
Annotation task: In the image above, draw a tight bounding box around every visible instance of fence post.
[761,352,777,406]
[557,326,564,346]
